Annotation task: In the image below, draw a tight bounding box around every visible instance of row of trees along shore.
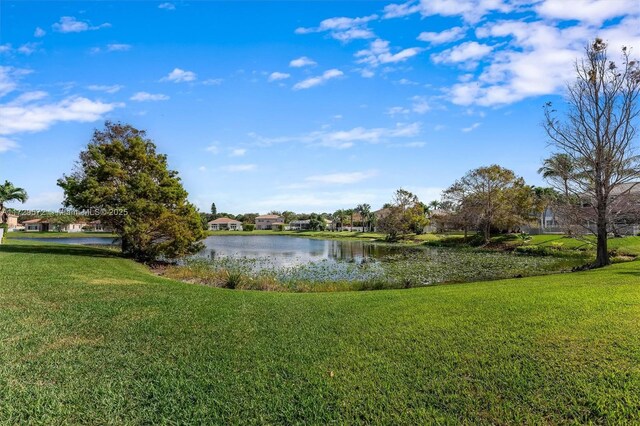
[0,39,638,268]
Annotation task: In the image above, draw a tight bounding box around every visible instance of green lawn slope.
[0,240,638,424]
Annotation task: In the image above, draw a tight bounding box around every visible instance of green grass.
[1,240,639,423]
[6,231,119,239]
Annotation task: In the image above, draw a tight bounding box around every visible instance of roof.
[610,182,640,196]
[23,218,45,224]
[256,215,283,219]
[208,217,242,224]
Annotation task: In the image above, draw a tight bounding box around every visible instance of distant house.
[255,214,284,230]
[86,220,113,233]
[208,217,243,231]
[24,219,49,232]
[23,219,87,233]
[3,213,19,230]
[289,219,311,231]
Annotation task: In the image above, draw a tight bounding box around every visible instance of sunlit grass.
[1,239,639,423]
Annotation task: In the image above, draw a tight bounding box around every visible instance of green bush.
[514,245,553,256]
[243,224,255,232]
[272,224,285,232]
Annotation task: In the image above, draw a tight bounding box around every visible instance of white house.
[208,217,243,231]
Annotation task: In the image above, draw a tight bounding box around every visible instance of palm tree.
[538,154,574,200]
[0,180,28,224]
[355,203,371,232]
[344,208,354,231]
[333,209,344,231]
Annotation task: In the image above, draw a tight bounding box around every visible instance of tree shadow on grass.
[0,243,122,258]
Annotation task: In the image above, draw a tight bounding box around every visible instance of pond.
[11,237,119,246]
[190,235,582,288]
[197,235,398,267]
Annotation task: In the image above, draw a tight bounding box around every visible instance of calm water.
[13,237,119,246]
[198,235,399,267]
[192,235,577,285]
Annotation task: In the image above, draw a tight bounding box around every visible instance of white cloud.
[21,191,64,210]
[230,148,247,157]
[331,28,376,42]
[289,56,317,68]
[295,15,378,42]
[161,68,197,83]
[34,27,46,37]
[0,66,32,98]
[198,166,207,172]
[250,122,421,149]
[411,96,430,114]
[107,43,132,52]
[268,72,291,82]
[306,170,377,185]
[447,14,640,106]
[418,27,466,44]
[360,69,375,78]
[17,43,39,55]
[0,44,11,53]
[8,91,48,104]
[410,1,638,107]
[462,122,481,132]
[383,0,512,24]
[0,137,18,153]
[158,2,176,10]
[293,69,343,90]
[396,78,418,85]
[355,39,422,68]
[431,41,493,64]
[387,106,410,116]
[87,84,123,93]
[535,0,638,25]
[202,78,223,85]
[130,92,169,101]
[52,16,111,33]
[205,144,219,154]
[0,96,120,135]
[221,164,256,172]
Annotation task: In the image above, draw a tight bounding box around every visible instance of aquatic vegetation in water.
[163,246,585,292]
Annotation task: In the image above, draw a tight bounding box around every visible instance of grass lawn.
[0,240,639,423]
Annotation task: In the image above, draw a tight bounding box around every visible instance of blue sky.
[1,0,639,214]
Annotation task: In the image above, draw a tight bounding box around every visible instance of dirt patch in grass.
[42,335,104,351]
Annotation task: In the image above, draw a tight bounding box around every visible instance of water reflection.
[11,237,119,246]
[198,235,398,267]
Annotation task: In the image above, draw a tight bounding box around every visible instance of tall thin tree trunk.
[595,204,610,267]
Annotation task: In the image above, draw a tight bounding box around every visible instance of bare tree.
[543,39,640,267]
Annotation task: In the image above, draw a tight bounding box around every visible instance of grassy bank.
[0,239,639,423]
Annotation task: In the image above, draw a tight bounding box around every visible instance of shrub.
[223,270,245,289]
[243,223,255,232]
[272,224,285,232]
[514,245,553,256]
